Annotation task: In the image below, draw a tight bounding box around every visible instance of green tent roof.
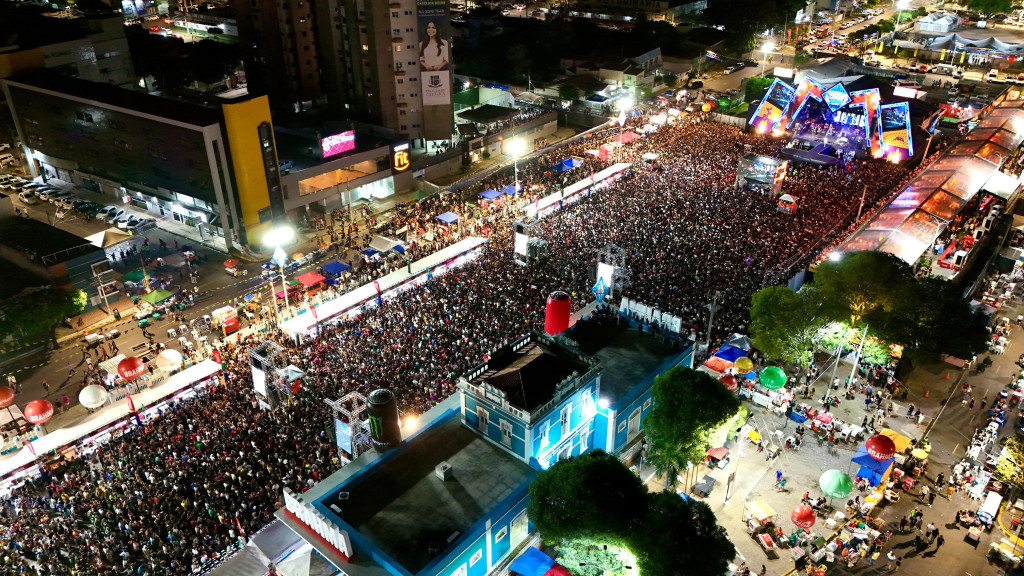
[139,289,174,304]
[122,269,147,283]
[453,87,480,107]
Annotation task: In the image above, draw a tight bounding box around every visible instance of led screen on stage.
[880,102,913,160]
[321,131,356,158]
[749,79,796,132]
[514,232,529,256]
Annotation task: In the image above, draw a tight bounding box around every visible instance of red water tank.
[545,291,571,335]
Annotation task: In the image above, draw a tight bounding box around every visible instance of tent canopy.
[85,228,131,249]
[552,162,573,172]
[369,235,403,253]
[726,333,753,351]
[322,260,351,276]
[879,428,913,453]
[613,130,640,144]
[295,271,326,287]
[480,189,503,200]
[702,356,734,374]
[437,212,460,224]
[851,445,895,474]
[745,499,776,521]
[713,344,747,363]
[509,548,572,576]
[501,184,517,195]
[122,269,147,283]
[139,289,173,304]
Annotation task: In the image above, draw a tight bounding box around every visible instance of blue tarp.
[552,158,582,172]
[322,260,351,275]
[393,244,405,254]
[713,344,747,363]
[552,162,572,173]
[437,212,460,224]
[480,189,502,200]
[501,184,517,195]
[361,248,378,256]
[851,445,895,487]
[509,548,555,576]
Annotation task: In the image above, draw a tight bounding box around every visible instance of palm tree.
[645,439,687,492]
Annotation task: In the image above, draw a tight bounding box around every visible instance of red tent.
[295,271,326,287]
[613,130,640,144]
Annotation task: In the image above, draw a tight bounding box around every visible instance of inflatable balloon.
[791,505,815,529]
[734,357,754,373]
[865,434,896,461]
[819,469,853,499]
[23,399,54,424]
[759,366,787,390]
[79,385,109,410]
[118,357,145,381]
[720,374,738,391]
[545,291,571,335]
[154,349,184,372]
[0,386,13,408]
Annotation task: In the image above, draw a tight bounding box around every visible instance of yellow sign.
[393,149,410,172]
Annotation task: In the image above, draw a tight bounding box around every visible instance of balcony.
[394,69,406,76]
[392,37,402,43]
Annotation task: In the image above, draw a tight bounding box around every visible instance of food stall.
[211,306,240,336]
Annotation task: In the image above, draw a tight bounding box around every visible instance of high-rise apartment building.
[234,0,323,113]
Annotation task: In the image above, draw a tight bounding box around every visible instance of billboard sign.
[418,0,452,106]
[321,130,356,159]
[392,142,411,173]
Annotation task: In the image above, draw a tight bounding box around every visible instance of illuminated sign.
[748,78,797,132]
[880,102,913,161]
[392,142,410,172]
[823,83,851,112]
[321,130,356,158]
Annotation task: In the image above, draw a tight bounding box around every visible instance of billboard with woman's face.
[418,0,452,106]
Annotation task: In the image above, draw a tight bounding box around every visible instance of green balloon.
[819,469,853,499]
[759,366,788,390]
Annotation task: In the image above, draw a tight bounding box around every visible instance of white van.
[931,63,961,76]
[0,153,13,166]
[987,68,1002,82]
[978,491,1002,524]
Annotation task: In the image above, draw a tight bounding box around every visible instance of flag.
[311,305,318,320]
[24,440,35,456]
[617,111,626,127]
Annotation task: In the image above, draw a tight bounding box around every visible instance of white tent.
[85,227,132,249]
[369,235,402,253]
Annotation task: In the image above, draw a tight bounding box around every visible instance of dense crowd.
[0,113,917,575]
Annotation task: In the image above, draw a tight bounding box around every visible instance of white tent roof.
[85,227,132,248]
[983,171,1021,200]
[368,235,402,253]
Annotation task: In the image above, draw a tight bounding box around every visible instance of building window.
[643,398,652,410]
[500,421,512,447]
[470,550,483,567]
[476,408,487,433]
[395,45,401,52]
[495,527,507,541]
[560,405,570,436]
[361,44,369,51]
[393,28,400,35]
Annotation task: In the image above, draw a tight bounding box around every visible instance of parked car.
[723,66,736,75]
[57,195,80,210]
[114,213,137,229]
[99,207,125,223]
[36,188,59,201]
[97,205,120,218]
[725,88,741,96]
[50,191,75,204]
[689,80,703,89]
[18,190,39,204]
[125,217,155,232]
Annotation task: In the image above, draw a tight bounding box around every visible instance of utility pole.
[856,185,867,221]
[704,291,722,352]
[848,325,869,391]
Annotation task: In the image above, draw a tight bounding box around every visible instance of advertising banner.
[418,0,452,106]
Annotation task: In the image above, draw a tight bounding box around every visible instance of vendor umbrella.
[734,356,754,373]
[910,448,929,459]
[819,469,853,499]
[223,259,239,267]
[760,366,787,390]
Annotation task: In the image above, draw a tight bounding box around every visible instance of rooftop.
[567,320,680,405]
[3,70,224,127]
[0,216,101,264]
[469,336,591,411]
[321,416,536,574]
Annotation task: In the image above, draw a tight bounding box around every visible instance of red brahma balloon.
[721,374,738,391]
[118,357,145,381]
[865,434,896,461]
[23,399,54,424]
[0,386,14,408]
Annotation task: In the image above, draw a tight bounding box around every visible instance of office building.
[233,0,323,113]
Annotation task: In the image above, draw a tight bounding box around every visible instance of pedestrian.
[935,534,944,550]
[893,557,901,572]
[67,362,75,375]
[928,491,936,506]
[936,473,945,487]
[969,397,976,408]
[899,516,908,533]
[886,550,896,569]
[776,470,783,483]
[42,381,50,393]
[760,565,766,576]
[926,522,935,540]
[922,485,930,500]
[981,396,988,409]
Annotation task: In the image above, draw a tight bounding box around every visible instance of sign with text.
[418,0,452,106]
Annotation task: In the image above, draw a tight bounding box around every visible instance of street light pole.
[761,42,776,77]
[704,290,722,352]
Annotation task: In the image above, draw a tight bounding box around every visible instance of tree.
[995,434,1024,485]
[558,83,581,103]
[813,251,915,328]
[628,492,735,576]
[794,49,812,67]
[962,0,1014,14]
[643,367,746,473]
[662,73,678,89]
[749,286,824,367]
[0,287,86,344]
[507,44,532,80]
[744,75,773,104]
[527,450,648,543]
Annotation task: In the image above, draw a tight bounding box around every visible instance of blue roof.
[509,548,555,576]
[480,189,502,200]
[501,184,517,195]
[437,212,460,224]
[713,344,747,363]
[361,248,378,256]
[322,260,351,275]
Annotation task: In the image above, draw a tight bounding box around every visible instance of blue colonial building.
[276,318,692,576]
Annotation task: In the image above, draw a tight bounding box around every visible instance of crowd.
[0,112,919,575]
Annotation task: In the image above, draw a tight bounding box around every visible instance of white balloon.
[79,385,109,410]
[154,349,183,372]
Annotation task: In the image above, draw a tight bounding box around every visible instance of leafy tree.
[628,492,735,576]
[995,434,1024,485]
[558,83,581,103]
[643,367,746,473]
[555,540,631,576]
[507,44,532,80]
[813,251,914,328]
[527,450,648,542]
[662,73,678,89]
[0,287,86,344]
[962,0,1014,14]
[750,286,824,367]
[744,75,773,103]
[794,49,812,66]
